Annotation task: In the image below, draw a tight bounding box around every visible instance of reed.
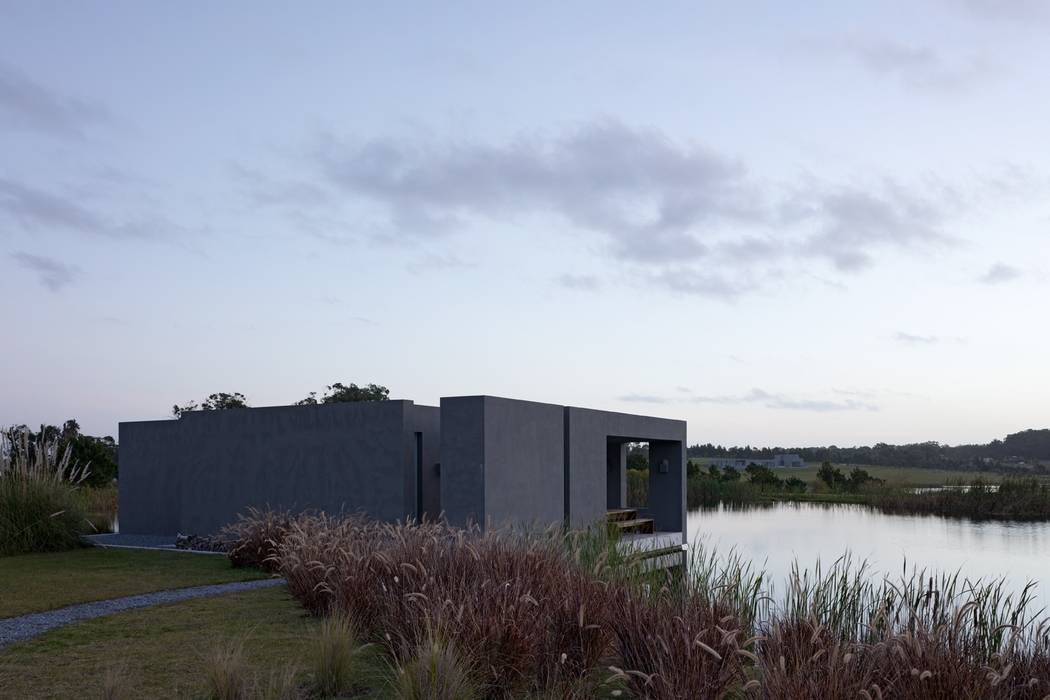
[869,478,1050,520]
[202,636,250,700]
[0,427,90,555]
[228,508,1050,698]
[392,634,479,700]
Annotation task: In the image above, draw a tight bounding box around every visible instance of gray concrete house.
[119,395,686,554]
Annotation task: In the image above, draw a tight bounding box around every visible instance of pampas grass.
[1,427,89,555]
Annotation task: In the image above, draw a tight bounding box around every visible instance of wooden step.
[612,517,655,534]
[606,508,638,523]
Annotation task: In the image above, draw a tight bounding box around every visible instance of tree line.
[687,429,1050,472]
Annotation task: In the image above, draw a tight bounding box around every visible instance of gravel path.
[0,578,284,650]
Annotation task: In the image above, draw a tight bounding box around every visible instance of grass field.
[0,586,391,699]
[0,548,266,618]
[690,460,1008,487]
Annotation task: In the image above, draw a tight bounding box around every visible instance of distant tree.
[627,444,649,471]
[846,468,882,492]
[784,476,807,493]
[173,392,248,417]
[721,467,741,482]
[817,461,845,490]
[3,421,117,486]
[298,382,390,405]
[745,463,784,491]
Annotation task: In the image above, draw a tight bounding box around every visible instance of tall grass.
[870,478,1050,520]
[229,508,1050,698]
[0,427,90,555]
[312,611,367,697]
[203,637,251,700]
[392,634,479,700]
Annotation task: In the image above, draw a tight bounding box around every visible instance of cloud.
[945,0,1048,22]
[617,393,672,404]
[691,387,877,412]
[894,332,940,345]
[311,121,759,263]
[894,331,965,345]
[646,268,750,299]
[11,252,80,291]
[251,121,974,298]
[979,262,1022,285]
[0,177,164,239]
[405,252,477,275]
[787,184,952,271]
[621,387,877,412]
[835,38,998,93]
[0,62,110,138]
[557,273,601,291]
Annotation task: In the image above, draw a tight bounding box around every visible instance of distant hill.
[688,429,1050,473]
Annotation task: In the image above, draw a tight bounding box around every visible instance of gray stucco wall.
[565,406,686,532]
[440,396,565,529]
[406,403,441,520]
[119,401,434,535]
[481,396,565,529]
[439,396,486,527]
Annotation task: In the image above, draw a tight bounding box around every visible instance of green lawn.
[0,586,391,699]
[0,548,266,618]
[690,460,1008,487]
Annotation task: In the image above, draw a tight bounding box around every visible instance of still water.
[687,502,1050,604]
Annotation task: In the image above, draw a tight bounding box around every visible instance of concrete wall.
[440,396,564,529]
[119,401,436,535]
[565,406,686,531]
[481,396,565,529]
[406,403,441,520]
[441,396,685,534]
[439,396,486,527]
[120,394,685,538]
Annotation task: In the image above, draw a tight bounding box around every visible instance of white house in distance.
[709,454,805,469]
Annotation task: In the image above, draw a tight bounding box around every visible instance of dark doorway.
[415,432,423,519]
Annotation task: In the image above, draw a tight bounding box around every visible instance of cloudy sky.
[2,1,1047,446]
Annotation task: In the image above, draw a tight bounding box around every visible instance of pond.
[687,501,1050,605]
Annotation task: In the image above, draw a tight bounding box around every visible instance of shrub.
[312,612,367,697]
[101,661,132,700]
[608,588,752,699]
[221,506,292,571]
[393,635,479,700]
[253,664,300,700]
[227,508,1050,698]
[203,637,250,700]
[0,427,89,556]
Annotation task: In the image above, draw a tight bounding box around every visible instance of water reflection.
[687,501,1050,604]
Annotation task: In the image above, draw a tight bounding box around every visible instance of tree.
[745,463,784,491]
[3,421,117,486]
[626,444,649,471]
[721,467,741,482]
[173,392,248,417]
[817,461,845,490]
[298,382,390,405]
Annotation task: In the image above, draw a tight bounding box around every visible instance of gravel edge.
[0,578,284,650]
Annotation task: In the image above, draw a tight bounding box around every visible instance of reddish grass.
[227,508,1050,699]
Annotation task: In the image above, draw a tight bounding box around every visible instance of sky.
[1,1,1047,447]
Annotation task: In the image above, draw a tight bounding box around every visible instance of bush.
[312,612,366,697]
[393,635,479,700]
[203,637,250,700]
[1,427,89,556]
[221,506,292,571]
[225,508,1050,698]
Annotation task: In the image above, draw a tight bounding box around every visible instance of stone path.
[0,578,284,650]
